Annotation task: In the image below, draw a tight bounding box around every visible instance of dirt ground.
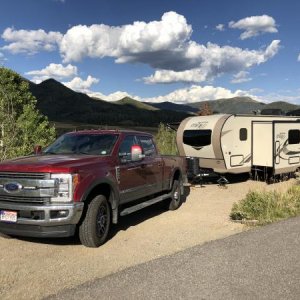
[0,178,296,300]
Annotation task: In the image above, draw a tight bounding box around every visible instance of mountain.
[190,97,265,114]
[115,97,158,111]
[28,79,191,127]
[263,101,298,112]
[145,101,198,114]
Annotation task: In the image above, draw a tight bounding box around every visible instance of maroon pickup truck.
[0,130,186,247]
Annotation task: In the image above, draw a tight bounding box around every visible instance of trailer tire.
[168,179,182,211]
[79,195,111,248]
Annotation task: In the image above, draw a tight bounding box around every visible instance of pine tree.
[0,67,55,161]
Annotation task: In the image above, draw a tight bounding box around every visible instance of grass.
[230,184,300,225]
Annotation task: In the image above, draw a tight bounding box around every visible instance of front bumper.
[0,202,84,238]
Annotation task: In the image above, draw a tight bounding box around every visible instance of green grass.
[230,185,300,225]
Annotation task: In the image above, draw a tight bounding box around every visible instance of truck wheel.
[168,179,182,211]
[79,195,111,248]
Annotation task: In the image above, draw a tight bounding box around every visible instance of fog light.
[50,210,69,219]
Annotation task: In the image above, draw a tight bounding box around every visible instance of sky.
[1,0,300,104]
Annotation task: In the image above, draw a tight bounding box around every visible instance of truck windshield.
[43,134,118,155]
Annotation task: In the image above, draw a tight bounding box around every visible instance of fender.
[168,167,182,190]
[80,176,120,224]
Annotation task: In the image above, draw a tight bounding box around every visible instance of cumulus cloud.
[144,40,280,84]
[143,85,258,103]
[231,71,252,84]
[60,11,192,64]
[88,91,140,102]
[63,75,99,93]
[216,24,225,31]
[26,63,77,83]
[297,53,300,62]
[229,15,278,40]
[1,12,281,84]
[1,27,62,54]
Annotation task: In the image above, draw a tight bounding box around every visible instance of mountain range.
[28,78,300,128]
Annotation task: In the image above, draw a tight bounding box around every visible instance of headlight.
[50,174,79,203]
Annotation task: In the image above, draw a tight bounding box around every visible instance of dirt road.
[0,179,295,299]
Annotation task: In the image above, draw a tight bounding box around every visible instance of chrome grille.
[0,172,49,180]
[0,195,49,205]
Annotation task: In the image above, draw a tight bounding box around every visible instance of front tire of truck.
[79,195,111,248]
[168,179,182,211]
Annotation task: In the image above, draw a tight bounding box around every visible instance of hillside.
[29,79,191,127]
[115,97,158,111]
[190,97,265,114]
[145,101,198,114]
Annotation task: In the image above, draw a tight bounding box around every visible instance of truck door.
[117,135,147,203]
[138,135,163,195]
[273,122,300,174]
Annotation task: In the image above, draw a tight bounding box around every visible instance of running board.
[120,193,172,216]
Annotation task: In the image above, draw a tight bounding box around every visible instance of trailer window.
[240,128,247,141]
[288,130,300,144]
[183,130,212,147]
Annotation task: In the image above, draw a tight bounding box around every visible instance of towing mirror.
[34,145,42,155]
[131,145,144,162]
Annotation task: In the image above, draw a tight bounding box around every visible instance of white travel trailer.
[176,114,300,179]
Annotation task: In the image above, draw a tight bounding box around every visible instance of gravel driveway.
[0,179,296,299]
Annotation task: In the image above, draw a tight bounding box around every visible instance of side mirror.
[131,145,144,162]
[34,145,42,155]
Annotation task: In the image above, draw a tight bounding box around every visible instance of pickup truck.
[0,130,186,247]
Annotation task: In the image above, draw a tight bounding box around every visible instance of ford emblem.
[4,182,23,194]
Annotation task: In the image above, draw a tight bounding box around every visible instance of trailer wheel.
[168,179,183,210]
[79,195,111,248]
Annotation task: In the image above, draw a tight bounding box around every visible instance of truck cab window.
[240,128,247,141]
[118,135,137,162]
[288,129,300,144]
[138,136,156,157]
[183,130,212,147]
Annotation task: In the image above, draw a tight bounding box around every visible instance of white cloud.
[0,52,7,63]
[63,75,99,93]
[229,15,278,40]
[88,91,140,102]
[231,71,252,84]
[1,27,62,54]
[1,12,281,85]
[216,24,225,31]
[143,85,258,103]
[144,40,280,84]
[26,63,77,83]
[297,53,300,62]
[60,11,192,64]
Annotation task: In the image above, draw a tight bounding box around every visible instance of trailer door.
[273,122,300,174]
[252,122,273,167]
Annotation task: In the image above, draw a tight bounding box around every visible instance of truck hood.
[0,154,111,173]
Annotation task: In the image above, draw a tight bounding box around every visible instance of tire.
[168,179,183,211]
[79,195,111,248]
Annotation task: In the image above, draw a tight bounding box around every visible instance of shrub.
[155,123,178,155]
[230,185,300,225]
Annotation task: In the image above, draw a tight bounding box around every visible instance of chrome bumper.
[0,201,84,226]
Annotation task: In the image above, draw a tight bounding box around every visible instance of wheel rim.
[173,184,180,203]
[96,204,108,237]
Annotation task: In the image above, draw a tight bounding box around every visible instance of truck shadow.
[108,186,190,241]
[4,187,190,247]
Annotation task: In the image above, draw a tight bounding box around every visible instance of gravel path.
[0,179,296,299]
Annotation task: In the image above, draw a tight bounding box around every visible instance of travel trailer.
[176,114,300,180]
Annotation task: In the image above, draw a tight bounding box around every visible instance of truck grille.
[0,172,49,180]
[0,195,49,205]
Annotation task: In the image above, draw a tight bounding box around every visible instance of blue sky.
[1,0,300,104]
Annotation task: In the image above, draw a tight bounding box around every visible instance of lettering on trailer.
[190,121,208,129]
